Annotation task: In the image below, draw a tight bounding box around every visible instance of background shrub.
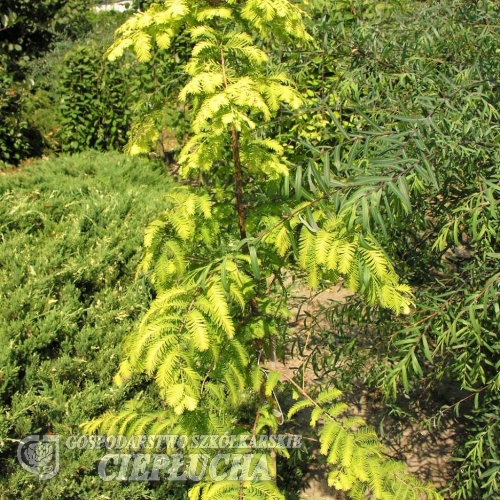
[59,44,135,153]
[0,62,43,165]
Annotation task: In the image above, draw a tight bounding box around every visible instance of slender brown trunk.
[231,128,247,242]
[219,44,277,484]
[220,46,247,244]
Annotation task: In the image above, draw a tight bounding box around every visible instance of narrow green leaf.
[323,152,331,188]
[220,257,229,292]
[295,164,303,201]
[249,244,260,280]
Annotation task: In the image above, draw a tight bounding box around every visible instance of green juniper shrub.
[0,151,188,500]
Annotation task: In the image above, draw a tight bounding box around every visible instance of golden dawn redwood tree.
[82,1,442,499]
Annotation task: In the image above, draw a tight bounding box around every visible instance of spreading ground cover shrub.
[0,152,186,499]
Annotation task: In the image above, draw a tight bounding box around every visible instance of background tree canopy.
[0,0,92,76]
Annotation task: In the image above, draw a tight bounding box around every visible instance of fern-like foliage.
[107,188,256,415]
[288,389,442,500]
[260,205,413,314]
[189,480,284,500]
[106,0,309,168]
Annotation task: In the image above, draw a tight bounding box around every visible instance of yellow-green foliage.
[188,481,284,500]
[83,189,436,498]
[288,389,442,500]
[261,206,413,314]
[106,0,309,178]
[110,189,257,415]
